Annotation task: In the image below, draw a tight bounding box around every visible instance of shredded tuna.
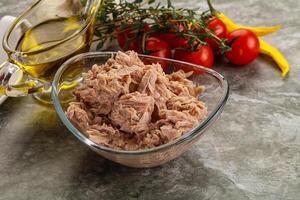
[110,91,155,134]
[167,70,205,98]
[66,51,207,151]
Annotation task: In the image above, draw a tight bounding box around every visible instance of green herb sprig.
[94,0,230,53]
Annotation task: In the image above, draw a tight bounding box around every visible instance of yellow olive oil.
[15,16,93,81]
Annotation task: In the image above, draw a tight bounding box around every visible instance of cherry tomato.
[204,18,227,51]
[117,29,139,52]
[117,24,150,52]
[145,37,172,69]
[173,45,214,74]
[225,29,260,65]
[171,36,189,49]
[173,38,198,49]
[153,23,185,49]
[146,37,171,58]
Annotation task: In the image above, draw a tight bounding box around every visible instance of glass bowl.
[51,52,229,168]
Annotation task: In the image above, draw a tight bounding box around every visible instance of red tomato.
[173,38,198,49]
[117,24,150,52]
[173,45,214,74]
[171,37,189,49]
[146,37,171,58]
[225,29,260,65]
[153,23,186,48]
[117,29,139,52]
[204,18,227,51]
[145,37,172,69]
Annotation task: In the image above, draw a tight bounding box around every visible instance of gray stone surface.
[0,0,299,199]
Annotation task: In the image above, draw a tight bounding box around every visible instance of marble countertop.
[0,0,299,199]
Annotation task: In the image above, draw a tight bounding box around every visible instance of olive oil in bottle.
[15,16,92,81]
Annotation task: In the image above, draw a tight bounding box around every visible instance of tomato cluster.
[116,18,260,72]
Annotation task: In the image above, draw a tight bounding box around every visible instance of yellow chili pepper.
[207,0,289,77]
[215,12,281,36]
[259,39,289,77]
[219,12,290,77]
[207,0,281,36]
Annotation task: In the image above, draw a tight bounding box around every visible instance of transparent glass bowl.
[52,52,229,168]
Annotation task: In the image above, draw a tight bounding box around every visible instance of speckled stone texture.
[0,0,299,199]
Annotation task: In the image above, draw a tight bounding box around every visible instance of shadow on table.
[65,149,249,200]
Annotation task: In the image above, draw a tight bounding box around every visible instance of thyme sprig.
[94,0,230,53]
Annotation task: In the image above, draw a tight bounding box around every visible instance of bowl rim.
[52,51,229,155]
